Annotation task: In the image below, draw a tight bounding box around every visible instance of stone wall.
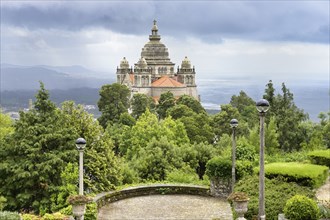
[210,178,231,198]
[95,184,210,210]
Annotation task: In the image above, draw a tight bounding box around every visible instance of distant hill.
[1,64,115,91]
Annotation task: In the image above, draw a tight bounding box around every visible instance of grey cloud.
[1,1,329,43]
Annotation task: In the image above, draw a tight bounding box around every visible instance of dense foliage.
[1,80,329,218]
[284,195,320,220]
[235,176,315,220]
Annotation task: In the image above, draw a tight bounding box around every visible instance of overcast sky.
[1,0,329,81]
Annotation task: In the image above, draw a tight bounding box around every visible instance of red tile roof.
[151,76,184,87]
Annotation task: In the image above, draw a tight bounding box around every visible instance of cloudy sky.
[1,0,329,81]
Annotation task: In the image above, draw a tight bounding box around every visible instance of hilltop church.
[116,20,199,102]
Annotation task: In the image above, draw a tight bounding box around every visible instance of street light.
[256,99,270,220]
[76,138,86,195]
[230,119,238,193]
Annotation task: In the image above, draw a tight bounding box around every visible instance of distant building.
[116,20,199,102]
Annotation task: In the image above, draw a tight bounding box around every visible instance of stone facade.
[116,20,199,101]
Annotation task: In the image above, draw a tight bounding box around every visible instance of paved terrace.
[96,184,233,220]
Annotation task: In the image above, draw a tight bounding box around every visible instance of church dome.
[141,20,171,62]
[181,56,191,69]
[120,57,129,69]
[138,57,148,69]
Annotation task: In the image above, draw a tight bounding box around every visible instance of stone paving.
[98,194,233,220]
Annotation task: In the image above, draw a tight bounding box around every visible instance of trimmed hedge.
[263,162,329,188]
[308,149,330,167]
[205,157,231,179]
[235,175,315,220]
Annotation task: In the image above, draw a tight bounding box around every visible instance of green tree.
[131,93,155,119]
[263,81,308,151]
[132,137,182,181]
[0,110,14,142]
[167,104,194,119]
[193,142,216,179]
[230,90,258,127]
[124,109,189,160]
[179,113,214,144]
[0,83,75,213]
[318,111,330,148]
[157,91,176,119]
[176,95,205,114]
[97,83,130,128]
[0,85,121,214]
[211,104,240,137]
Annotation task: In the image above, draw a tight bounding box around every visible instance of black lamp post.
[230,119,238,193]
[75,138,86,195]
[256,99,270,220]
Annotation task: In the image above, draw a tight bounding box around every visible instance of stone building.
[116,20,199,102]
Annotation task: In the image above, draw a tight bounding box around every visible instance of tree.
[230,90,258,127]
[211,104,240,137]
[176,95,205,114]
[0,84,75,213]
[179,113,214,144]
[122,109,189,160]
[97,83,130,128]
[0,110,14,142]
[157,91,176,119]
[131,93,155,119]
[131,137,182,181]
[263,81,308,151]
[0,85,121,214]
[167,104,194,119]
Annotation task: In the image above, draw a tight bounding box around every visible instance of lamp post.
[75,138,86,195]
[256,99,270,220]
[230,119,238,193]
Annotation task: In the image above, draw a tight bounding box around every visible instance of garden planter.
[233,200,249,219]
[72,203,86,218]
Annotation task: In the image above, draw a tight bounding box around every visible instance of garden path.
[97,194,233,220]
[316,176,330,204]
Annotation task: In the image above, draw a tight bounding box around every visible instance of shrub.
[284,195,320,220]
[308,149,330,167]
[265,151,309,164]
[235,175,315,220]
[205,157,231,179]
[0,211,21,220]
[166,169,200,183]
[236,160,254,180]
[22,214,41,220]
[263,162,329,188]
[43,212,67,220]
[318,201,330,219]
[236,139,257,162]
[84,202,97,220]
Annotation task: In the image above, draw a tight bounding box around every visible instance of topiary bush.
[235,175,315,220]
[284,195,320,220]
[205,157,231,179]
[308,149,330,167]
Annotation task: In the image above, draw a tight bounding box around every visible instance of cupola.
[181,56,191,69]
[120,57,130,69]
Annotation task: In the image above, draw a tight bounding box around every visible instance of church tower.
[177,56,196,86]
[116,57,132,86]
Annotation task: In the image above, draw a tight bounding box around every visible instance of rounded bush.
[205,157,231,179]
[284,195,320,220]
